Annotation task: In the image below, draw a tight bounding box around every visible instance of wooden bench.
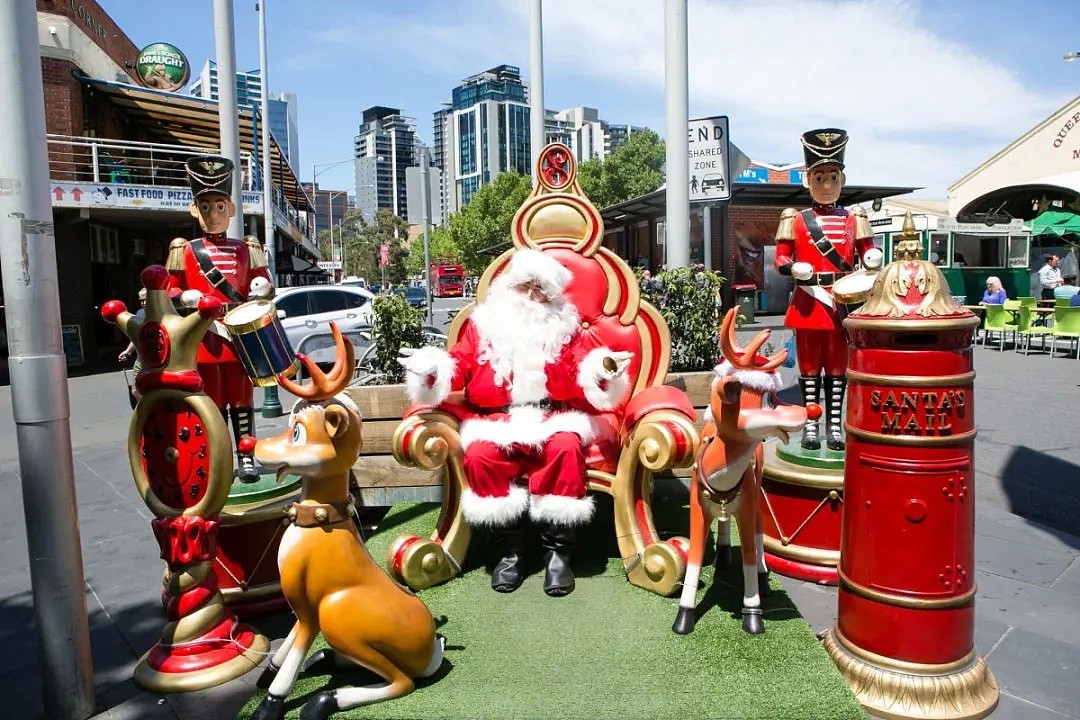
[343,370,712,506]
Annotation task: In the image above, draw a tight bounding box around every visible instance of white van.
[340,276,367,290]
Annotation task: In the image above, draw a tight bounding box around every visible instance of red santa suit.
[403,251,630,529]
[166,232,272,408]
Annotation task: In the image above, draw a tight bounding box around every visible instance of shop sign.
[870,217,893,228]
[136,43,190,92]
[736,166,769,184]
[64,0,106,41]
[688,115,730,202]
[789,169,806,185]
[50,182,262,213]
[317,261,342,271]
[938,217,1027,233]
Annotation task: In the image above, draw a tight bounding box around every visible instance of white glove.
[397,346,439,377]
[862,248,884,270]
[599,351,633,379]
[249,277,273,299]
[180,289,203,308]
[791,262,814,281]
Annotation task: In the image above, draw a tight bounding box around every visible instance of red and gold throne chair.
[389,144,699,596]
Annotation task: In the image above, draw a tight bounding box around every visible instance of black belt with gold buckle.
[495,399,556,413]
[795,271,841,288]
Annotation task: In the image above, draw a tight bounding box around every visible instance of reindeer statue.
[673,309,820,636]
[249,324,443,720]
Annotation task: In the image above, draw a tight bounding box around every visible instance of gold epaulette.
[244,235,268,269]
[775,208,798,241]
[851,205,873,240]
[166,238,188,272]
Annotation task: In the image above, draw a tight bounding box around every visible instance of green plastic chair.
[1017,296,1036,308]
[981,304,1013,351]
[1055,297,1073,308]
[1015,305,1052,355]
[1050,306,1080,361]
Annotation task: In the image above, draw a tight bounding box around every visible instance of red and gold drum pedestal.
[824,229,997,720]
[761,441,844,585]
[215,474,302,618]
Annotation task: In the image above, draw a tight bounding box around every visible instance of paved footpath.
[0,326,1078,719]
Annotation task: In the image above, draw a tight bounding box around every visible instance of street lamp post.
[420,149,434,326]
[311,159,354,281]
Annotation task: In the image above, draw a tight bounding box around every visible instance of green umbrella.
[1027,209,1080,237]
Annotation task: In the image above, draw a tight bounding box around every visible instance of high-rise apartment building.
[190,61,300,172]
[551,107,644,164]
[353,106,418,223]
[435,64,531,216]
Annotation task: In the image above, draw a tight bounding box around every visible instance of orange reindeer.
[249,324,442,720]
[673,309,820,635]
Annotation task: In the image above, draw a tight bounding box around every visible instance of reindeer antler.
[718,308,787,372]
[278,322,356,401]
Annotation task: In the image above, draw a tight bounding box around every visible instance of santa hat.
[499,249,572,298]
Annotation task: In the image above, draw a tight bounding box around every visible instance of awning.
[1027,209,1080,237]
[957,171,1080,222]
[601,183,919,223]
[75,73,310,212]
[289,255,327,274]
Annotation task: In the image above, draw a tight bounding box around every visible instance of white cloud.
[298,0,1067,195]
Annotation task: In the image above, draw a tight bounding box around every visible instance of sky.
[100,0,1080,199]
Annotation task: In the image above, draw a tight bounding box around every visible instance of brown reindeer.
[249,323,442,720]
[673,309,819,635]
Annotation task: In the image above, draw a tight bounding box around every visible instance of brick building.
[14,0,320,366]
[600,163,914,313]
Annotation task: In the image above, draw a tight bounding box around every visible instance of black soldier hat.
[800,128,849,170]
[186,155,234,199]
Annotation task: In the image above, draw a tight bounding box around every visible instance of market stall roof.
[1026,208,1080,237]
[75,73,311,212]
[956,171,1080,223]
[601,183,919,223]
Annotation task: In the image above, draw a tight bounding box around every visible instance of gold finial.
[893,212,923,261]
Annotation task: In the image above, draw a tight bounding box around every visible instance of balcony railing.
[47,134,255,190]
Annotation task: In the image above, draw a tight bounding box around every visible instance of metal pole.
[0,1,95,718]
[213,0,244,239]
[257,0,282,417]
[702,204,712,269]
[420,149,433,325]
[664,0,690,268]
[529,0,545,184]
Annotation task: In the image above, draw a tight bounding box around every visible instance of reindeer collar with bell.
[287,499,354,528]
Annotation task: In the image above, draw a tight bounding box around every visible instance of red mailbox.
[823,218,998,720]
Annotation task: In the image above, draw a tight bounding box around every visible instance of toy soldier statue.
[167,156,274,482]
[774,129,882,451]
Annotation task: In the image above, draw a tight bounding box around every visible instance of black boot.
[489,516,526,593]
[798,375,822,450]
[824,376,847,451]
[230,407,260,483]
[539,523,577,597]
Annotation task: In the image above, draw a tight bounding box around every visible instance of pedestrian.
[118,288,147,406]
[979,276,1006,305]
[1053,275,1079,301]
[1037,254,1063,300]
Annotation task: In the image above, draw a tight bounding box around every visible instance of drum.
[222,300,299,387]
[832,269,878,310]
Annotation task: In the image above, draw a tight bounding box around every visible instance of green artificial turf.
[240,497,866,720]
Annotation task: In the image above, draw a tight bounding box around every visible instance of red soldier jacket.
[166,233,272,362]
[774,205,875,330]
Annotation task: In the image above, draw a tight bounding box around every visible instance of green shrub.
[371,294,425,385]
[637,266,725,372]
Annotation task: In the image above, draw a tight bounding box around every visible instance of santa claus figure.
[399,249,632,597]
[167,155,274,482]
[775,129,882,451]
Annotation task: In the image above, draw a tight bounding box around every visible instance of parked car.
[273,285,376,356]
[396,286,429,308]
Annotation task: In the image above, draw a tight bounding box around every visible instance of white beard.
[469,278,580,403]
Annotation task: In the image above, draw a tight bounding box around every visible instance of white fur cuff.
[461,486,529,527]
[578,348,630,411]
[713,361,782,393]
[529,493,595,526]
[403,346,455,406]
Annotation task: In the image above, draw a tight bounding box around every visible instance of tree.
[444,170,533,276]
[577,128,665,209]
[341,209,410,286]
[405,225,461,274]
